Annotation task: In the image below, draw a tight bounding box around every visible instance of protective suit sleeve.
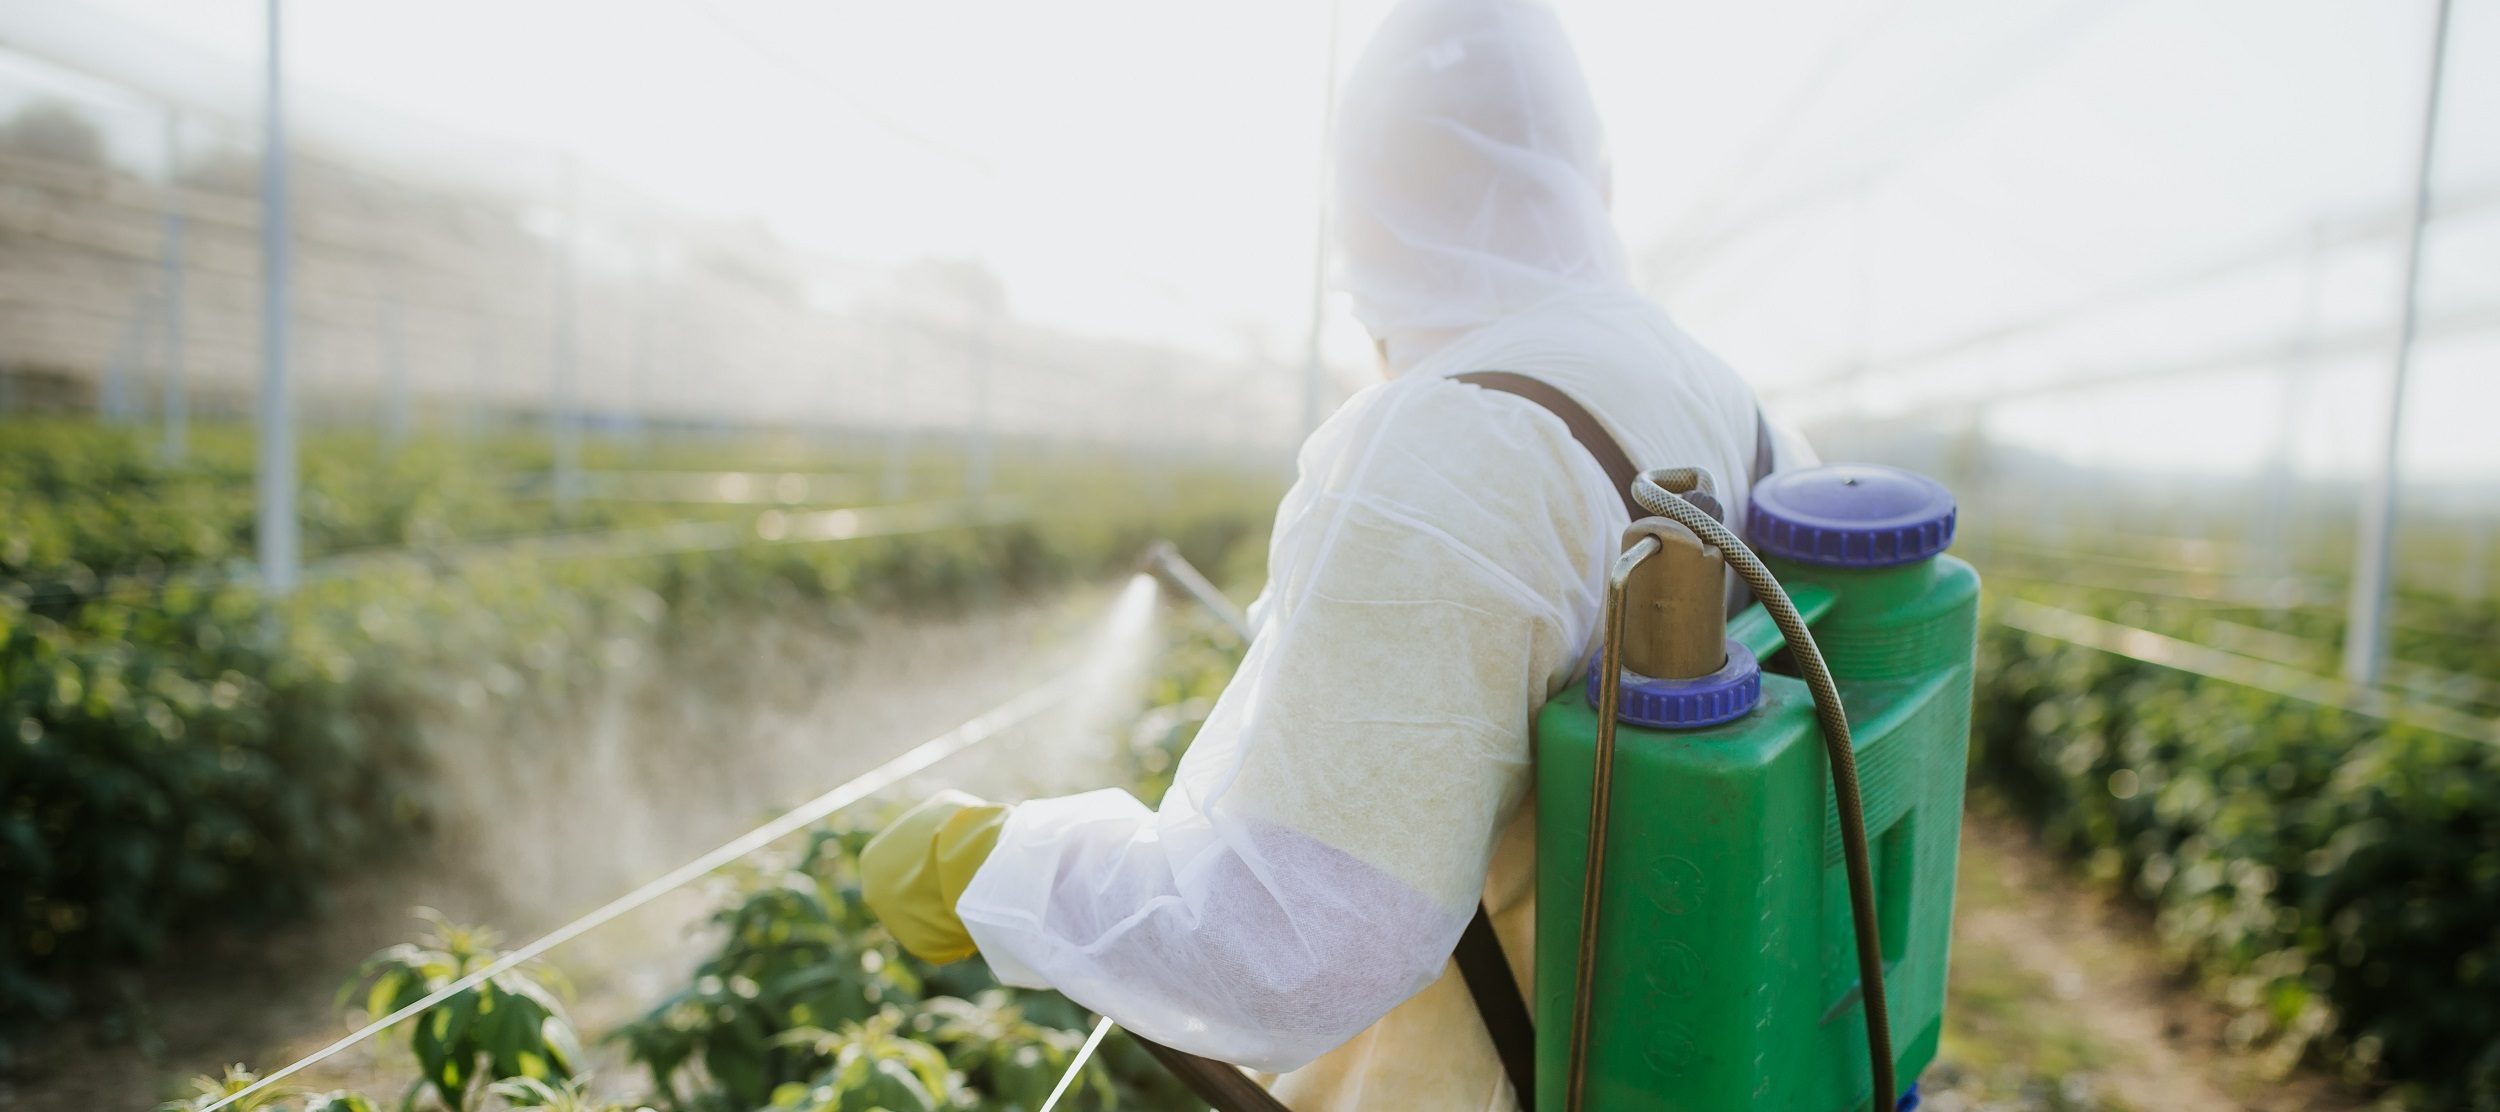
[955,377,1615,1071]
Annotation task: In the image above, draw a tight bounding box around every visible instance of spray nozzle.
[1139,542,1252,644]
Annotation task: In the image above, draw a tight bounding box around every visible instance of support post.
[102,291,150,423]
[2342,0,2451,687]
[2259,223,2330,608]
[969,318,992,506]
[380,294,410,448]
[257,0,299,595]
[629,241,654,445]
[552,154,582,517]
[882,312,907,502]
[467,295,495,440]
[2462,518,2490,602]
[160,107,188,463]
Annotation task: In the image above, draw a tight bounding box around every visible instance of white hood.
[1333,0,1628,364]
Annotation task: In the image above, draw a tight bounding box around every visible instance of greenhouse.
[1,1,2494,1110]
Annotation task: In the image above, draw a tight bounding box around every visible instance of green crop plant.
[343,911,584,1111]
[159,1065,379,1112]
[487,1075,656,1112]
[2,579,433,1053]
[611,827,926,1110]
[903,993,1114,1112]
[762,1014,959,1112]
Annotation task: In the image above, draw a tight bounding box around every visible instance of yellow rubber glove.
[860,790,1011,964]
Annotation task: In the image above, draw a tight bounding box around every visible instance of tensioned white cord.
[201,675,1077,1112]
[1037,1015,1117,1112]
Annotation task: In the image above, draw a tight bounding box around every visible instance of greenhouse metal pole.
[552,154,583,518]
[883,311,908,501]
[160,107,188,464]
[2463,521,2489,602]
[970,317,992,506]
[629,241,654,445]
[466,295,494,439]
[380,295,410,449]
[2343,0,2451,688]
[257,0,299,595]
[101,291,149,423]
[2259,223,2331,605]
[1298,0,1343,438]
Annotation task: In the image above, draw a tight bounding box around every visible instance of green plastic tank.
[1535,465,1978,1111]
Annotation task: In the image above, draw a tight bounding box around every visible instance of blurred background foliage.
[2,418,1277,1069]
[1974,588,2500,1110]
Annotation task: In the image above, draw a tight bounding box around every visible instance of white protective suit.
[956,0,1810,1107]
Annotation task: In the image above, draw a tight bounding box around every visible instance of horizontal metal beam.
[1784,300,2500,412]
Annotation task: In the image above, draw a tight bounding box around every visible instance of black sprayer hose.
[1628,471,1898,1111]
[1567,536,1653,1111]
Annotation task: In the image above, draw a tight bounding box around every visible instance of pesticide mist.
[1046,573,1166,782]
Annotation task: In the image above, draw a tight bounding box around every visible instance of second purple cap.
[1747,464,1956,568]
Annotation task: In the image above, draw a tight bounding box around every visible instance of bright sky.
[1,0,2492,482]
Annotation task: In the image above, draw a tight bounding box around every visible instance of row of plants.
[0,421,709,612]
[2,418,1278,1062]
[161,612,1247,1112]
[1972,588,2500,1110]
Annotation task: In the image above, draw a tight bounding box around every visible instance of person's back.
[1254,266,1794,1112]
[862,1,1808,1107]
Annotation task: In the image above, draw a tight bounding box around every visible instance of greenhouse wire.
[1037,1016,1116,1112]
[1978,558,2500,653]
[1982,569,2500,711]
[1972,563,2334,611]
[2197,617,2499,714]
[194,674,1079,1112]
[1998,598,2498,744]
[1967,538,2257,578]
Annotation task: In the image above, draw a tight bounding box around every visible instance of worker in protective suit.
[862,0,1809,1107]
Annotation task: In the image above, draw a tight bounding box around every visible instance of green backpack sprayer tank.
[1535,464,1977,1111]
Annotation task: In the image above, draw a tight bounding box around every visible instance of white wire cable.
[1037,1015,1117,1112]
[199,675,1078,1112]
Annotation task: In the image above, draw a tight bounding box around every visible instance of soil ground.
[1921,806,2380,1112]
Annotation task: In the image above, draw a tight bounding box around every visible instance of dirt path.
[8,584,1135,1112]
[1926,805,2373,1112]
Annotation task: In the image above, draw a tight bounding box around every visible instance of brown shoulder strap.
[1131,1037,1292,1112]
[1454,371,1642,521]
[1457,371,1778,521]
[1453,903,1538,1110]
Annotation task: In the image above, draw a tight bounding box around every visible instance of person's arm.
[954,379,1614,1071]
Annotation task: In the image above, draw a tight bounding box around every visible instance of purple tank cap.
[1587,639,1760,729]
[1747,464,1956,568]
